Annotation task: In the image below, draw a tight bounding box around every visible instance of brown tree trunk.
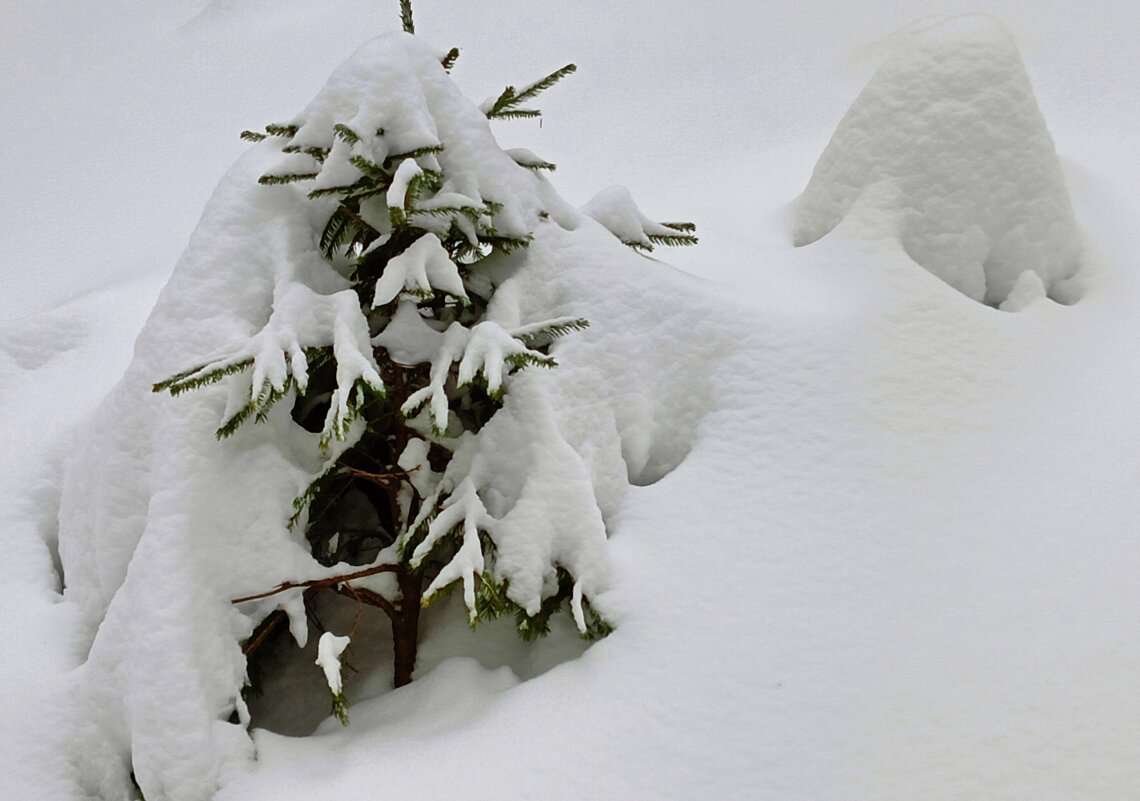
[391,566,423,687]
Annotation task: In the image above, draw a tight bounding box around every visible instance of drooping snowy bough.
[793,16,1084,309]
[55,16,699,801]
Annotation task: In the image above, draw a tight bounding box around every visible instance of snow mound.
[793,16,1084,307]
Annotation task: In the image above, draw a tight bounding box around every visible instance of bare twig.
[232,562,400,605]
[336,583,398,622]
[336,466,413,486]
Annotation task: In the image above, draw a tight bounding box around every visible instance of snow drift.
[793,16,1084,308]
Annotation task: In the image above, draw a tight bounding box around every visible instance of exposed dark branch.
[232,562,400,604]
[337,583,398,622]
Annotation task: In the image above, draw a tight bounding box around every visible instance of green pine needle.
[491,108,542,120]
[660,221,697,233]
[282,145,330,163]
[484,87,517,119]
[513,63,576,104]
[386,144,445,166]
[513,317,589,348]
[308,177,371,200]
[258,172,319,186]
[647,232,699,248]
[441,47,460,72]
[333,124,361,145]
[399,0,415,34]
[153,358,254,396]
[330,690,350,726]
[216,403,255,440]
[265,123,299,138]
[506,352,557,370]
[580,599,614,640]
[240,130,267,142]
[348,155,386,180]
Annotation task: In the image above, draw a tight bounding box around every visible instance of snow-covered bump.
[793,15,1083,309]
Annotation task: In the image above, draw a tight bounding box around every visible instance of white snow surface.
[4,2,1140,800]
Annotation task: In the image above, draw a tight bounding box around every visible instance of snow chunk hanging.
[793,16,1084,308]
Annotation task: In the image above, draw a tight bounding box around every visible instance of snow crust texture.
[793,16,1083,307]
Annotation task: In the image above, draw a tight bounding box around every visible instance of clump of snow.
[581,185,686,250]
[315,632,351,695]
[793,16,1084,308]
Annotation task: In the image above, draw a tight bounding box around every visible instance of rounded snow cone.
[794,15,1084,308]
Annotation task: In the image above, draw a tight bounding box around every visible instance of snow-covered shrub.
[793,16,1083,308]
[156,3,699,694]
[55,4,697,799]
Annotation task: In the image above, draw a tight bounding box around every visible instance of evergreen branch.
[440,47,460,72]
[329,691,350,727]
[505,351,557,370]
[647,232,699,247]
[216,376,296,440]
[408,205,483,220]
[319,377,386,449]
[385,145,445,167]
[308,177,371,199]
[622,239,654,252]
[514,63,577,104]
[152,358,253,396]
[216,403,256,440]
[348,155,387,180]
[488,107,542,120]
[253,380,294,424]
[481,233,533,253]
[399,0,415,34]
[484,87,517,119]
[404,168,443,212]
[512,317,589,348]
[282,145,330,163]
[512,157,556,172]
[240,130,267,142]
[290,481,321,529]
[265,123,299,138]
[320,208,353,256]
[660,221,697,233]
[320,206,379,259]
[231,562,401,604]
[258,172,319,186]
[333,124,361,145]
[580,598,614,640]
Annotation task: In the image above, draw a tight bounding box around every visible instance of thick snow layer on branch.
[279,33,581,238]
[793,16,1083,306]
[580,185,678,248]
[315,633,351,696]
[372,232,467,305]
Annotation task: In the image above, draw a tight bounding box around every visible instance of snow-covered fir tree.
[153,0,695,716]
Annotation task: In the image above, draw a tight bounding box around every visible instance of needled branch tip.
[399,0,415,34]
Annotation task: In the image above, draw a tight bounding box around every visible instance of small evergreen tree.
[154,0,695,721]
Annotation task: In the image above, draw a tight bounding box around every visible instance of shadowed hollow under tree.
[154,0,695,724]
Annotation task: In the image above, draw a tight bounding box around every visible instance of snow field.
[3,2,1140,800]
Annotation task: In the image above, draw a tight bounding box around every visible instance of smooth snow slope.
[4,1,1140,799]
